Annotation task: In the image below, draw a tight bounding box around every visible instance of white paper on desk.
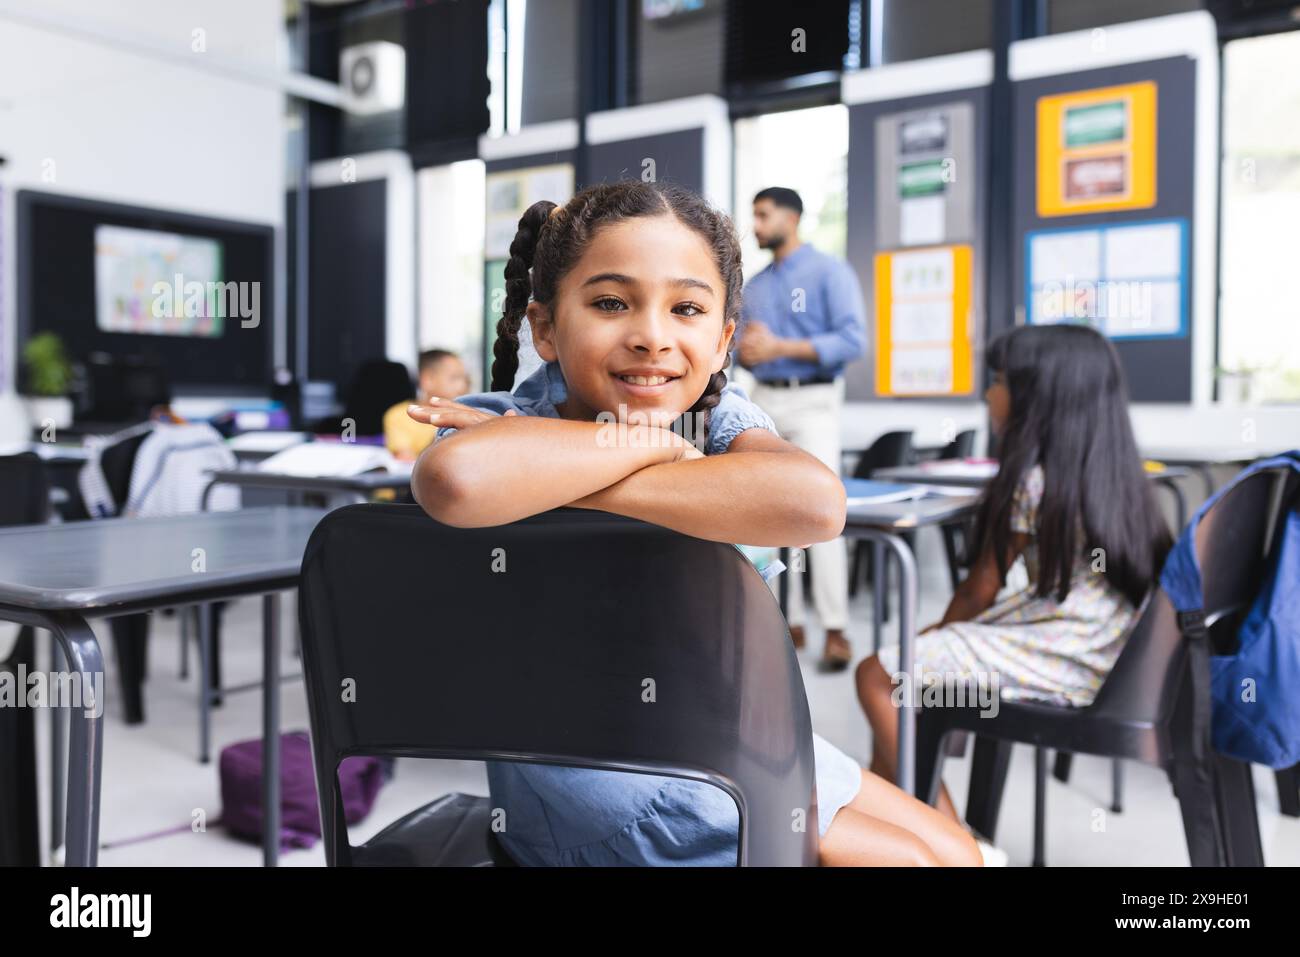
[918,460,998,479]
[227,431,311,454]
[258,443,394,477]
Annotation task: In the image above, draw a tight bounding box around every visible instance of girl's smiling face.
[528,214,735,425]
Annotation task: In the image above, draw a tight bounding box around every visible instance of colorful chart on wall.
[1036,81,1157,217]
[1025,218,1187,339]
[874,102,977,249]
[484,163,574,260]
[873,244,973,396]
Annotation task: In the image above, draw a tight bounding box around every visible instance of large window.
[732,105,849,283]
[1218,30,1300,403]
[418,161,488,391]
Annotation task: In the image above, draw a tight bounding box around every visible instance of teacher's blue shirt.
[741,243,866,382]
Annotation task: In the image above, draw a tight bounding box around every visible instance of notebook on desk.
[842,479,928,505]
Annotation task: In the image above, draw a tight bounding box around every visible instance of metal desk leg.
[1195,464,1216,500]
[197,606,212,764]
[777,547,790,620]
[262,593,281,867]
[1111,758,1124,813]
[49,634,66,856]
[871,540,885,653]
[40,610,105,867]
[859,530,919,796]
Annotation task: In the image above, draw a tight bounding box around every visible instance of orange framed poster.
[873,244,973,397]
[1036,81,1157,217]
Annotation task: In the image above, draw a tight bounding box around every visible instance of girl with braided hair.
[408,180,978,867]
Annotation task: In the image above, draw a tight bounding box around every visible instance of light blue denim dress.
[436,361,862,865]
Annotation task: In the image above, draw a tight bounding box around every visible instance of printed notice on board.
[1036,81,1157,217]
[873,245,974,396]
[1026,219,1186,339]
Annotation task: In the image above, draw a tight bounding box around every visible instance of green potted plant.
[22,332,75,430]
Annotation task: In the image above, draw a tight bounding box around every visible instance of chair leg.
[1033,746,1047,867]
[1053,750,1073,783]
[965,737,1013,842]
[1275,763,1300,818]
[1213,753,1264,866]
[0,627,40,866]
[849,542,864,598]
[1170,757,1227,866]
[914,716,949,807]
[110,614,149,725]
[941,524,963,591]
[1111,759,1124,813]
[179,605,190,679]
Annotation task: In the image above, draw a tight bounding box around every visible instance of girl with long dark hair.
[857,323,1173,822]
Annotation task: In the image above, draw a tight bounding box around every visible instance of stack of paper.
[257,442,396,477]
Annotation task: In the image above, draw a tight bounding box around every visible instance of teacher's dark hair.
[753,186,803,216]
[970,324,1172,606]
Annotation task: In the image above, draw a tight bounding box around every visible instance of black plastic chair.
[849,430,915,602]
[913,464,1298,866]
[313,359,414,438]
[297,504,819,866]
[0,453,50,865]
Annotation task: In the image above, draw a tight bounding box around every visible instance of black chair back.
[1090,465,1298,724]
[297,504,819,866]
[342,360,414,436]
[852,430,914,479]
[0,453,50,527]
[938,429,976,460]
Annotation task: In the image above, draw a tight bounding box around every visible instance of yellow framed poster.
[1036,81,1157,217]
[873,244,973,397]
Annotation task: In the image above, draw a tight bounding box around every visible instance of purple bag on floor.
[219,730,385,851]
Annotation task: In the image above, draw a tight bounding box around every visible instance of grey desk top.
[844,493,980,531]
[205,468,413,493]
[0,507,328,611]
[1140,446,1285,466]
[874,461,1192,488]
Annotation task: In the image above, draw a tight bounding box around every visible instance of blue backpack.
[1159,452,1300,769]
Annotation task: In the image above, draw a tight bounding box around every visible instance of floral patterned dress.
[877,465,1137,707]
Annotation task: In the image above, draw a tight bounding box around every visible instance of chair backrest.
[342,360,414,435]
[853,430,914,478]
[939,429,976,460]
[0,454,50,527]
[297,504,819,866]
[1090,465,1297,724]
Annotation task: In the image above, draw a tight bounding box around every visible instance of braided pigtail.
[680,353,730,450]
[489,200,557,392]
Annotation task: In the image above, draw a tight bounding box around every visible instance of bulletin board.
[1036,81,1157,217]
[1010,56,1197,402]
[873,244,974,397]
[845,84,990,402]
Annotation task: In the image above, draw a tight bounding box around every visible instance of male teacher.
[737,187,866,671]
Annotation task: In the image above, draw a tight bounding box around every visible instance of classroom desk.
[844,493,980,796]
[779,492,979,796]
[1140,446,1281,498]
[201,467,412,509]
[874,461,1194,531]
[0,507,327,867]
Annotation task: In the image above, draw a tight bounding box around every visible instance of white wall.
[0,0,286,390]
